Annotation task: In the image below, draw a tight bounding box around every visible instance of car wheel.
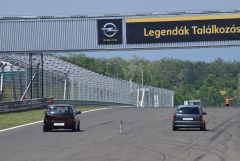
[43,124,48,132]
[77,121,80,131]
[72,123,77,132]
[203,123,206,131]
[200,123,206,131]
[173,126,177,131]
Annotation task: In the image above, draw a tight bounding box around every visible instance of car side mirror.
[203,112,207,115]
[76,111,81,115]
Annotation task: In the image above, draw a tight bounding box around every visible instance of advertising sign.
[126,14,240,44]
[97,19,123,45]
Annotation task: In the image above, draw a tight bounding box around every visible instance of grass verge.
[0,105,109,130]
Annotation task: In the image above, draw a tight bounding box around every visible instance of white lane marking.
[82,107,109,113]
[0,107,111,133]
[0,121,43,132]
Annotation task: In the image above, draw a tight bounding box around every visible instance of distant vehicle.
[184,99,201,106]
[172,105,207,131]
[189,99,201,106]
[43,104,81,132]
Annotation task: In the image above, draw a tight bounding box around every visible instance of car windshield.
[177,107,200,114]
[48,106,73,115]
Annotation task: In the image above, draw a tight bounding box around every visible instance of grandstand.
[0,53,174,107]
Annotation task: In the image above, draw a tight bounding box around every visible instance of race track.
[0,107,240,161]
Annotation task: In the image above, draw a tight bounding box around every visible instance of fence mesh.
[0,53,174,107]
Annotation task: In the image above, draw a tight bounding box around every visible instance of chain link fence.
[0,53,174,107]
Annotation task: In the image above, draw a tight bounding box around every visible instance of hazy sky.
[1,0,240,62]
[1,0,240,16]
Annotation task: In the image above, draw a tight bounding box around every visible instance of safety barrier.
[0,53,174,107]
[0,97,53,113]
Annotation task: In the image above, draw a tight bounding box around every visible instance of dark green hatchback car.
[43,104,81,132]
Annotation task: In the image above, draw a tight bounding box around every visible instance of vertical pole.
[29,53,33,99]
[141,89,145,107]
[36,63,40,98]
[10,65,17,101]
[2,65,5,102]
[130,79,133,105]
[141,69,143,87]
[41,53,44,98]
[137,89,139,107]
[0,65,5,101]
[120,120,123,134]
[24,53,28,99]
[10,65,13,100]
[63,79,66,100]
[63,73,67,100]
[19,67,23,99]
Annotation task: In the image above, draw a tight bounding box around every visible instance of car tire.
[43,124,48,132]
[203,123,206,131]
[77,121,80,131]
[200,123,206,131]
[173,126,177,131]
[72,123,77,132]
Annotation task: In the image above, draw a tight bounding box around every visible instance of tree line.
[59,54,240,106]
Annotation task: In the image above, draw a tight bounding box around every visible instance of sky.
[1,0,240,62]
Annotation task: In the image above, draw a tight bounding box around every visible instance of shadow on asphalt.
[175,128,210,132]
[47,129,85,132]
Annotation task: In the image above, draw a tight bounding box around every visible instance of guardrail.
[0,97,54,113]
[0,98,132,113]
[54,99,132,106]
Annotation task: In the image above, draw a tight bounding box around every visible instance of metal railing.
[0,97,53,112]
[0,53,175,108]
[54,99,131,106]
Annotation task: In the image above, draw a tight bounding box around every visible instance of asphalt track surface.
[0,107,240,161]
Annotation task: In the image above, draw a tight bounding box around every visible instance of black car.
[172,105,207,131]
[43,104,81,132]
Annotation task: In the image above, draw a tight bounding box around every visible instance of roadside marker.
[120,120,123,134]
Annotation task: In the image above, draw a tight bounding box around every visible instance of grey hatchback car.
[172,105,207,131]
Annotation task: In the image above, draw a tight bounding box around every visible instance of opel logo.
[101,23,118,38]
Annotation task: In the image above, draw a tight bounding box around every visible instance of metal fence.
[0,53,174,107]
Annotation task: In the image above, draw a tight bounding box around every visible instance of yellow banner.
[126,14,240,23]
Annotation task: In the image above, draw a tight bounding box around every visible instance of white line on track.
[0,107,110,133]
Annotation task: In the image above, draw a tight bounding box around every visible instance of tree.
[58,54,240,106]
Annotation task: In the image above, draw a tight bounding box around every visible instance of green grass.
[0,105,108,130]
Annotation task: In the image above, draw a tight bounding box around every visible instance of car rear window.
[177,107,200,114]
[48,106,73,115]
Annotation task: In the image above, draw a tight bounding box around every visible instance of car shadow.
[49,129,85,132]
[176,128,210,131]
